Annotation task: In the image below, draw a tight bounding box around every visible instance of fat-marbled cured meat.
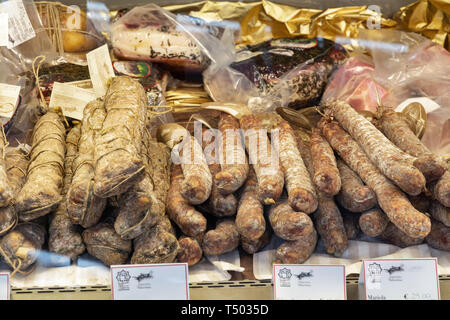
[275,229,317,264]
[425,219,449,251]
[319,119,431,239]
[167,165,207,237]
[215,113,249,195]
[177,236,203,266]
[274,120,317,213]
[429,201,450,227]
[378,110,446,182]
[297,135,347,257]
[67,100,107,228]
[428,170,450,208]
[240,115,284,205]
[235,168,266,241]
[16,112,66,221]
[310,128,341,197]
[327,100,426,196]
[268,200,314,241]
[202,219,240,256]
[336,159,377,213]
[94,76,147,198]
[381,223,425,247]
[359,208,389,237]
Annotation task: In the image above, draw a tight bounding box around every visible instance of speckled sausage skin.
[310,128,341,196]
[380,223,425,247]
[342,211,360,240]
[359,208,389,237]
[240,228,272,254]
[319,119,431,239]
[202,219,240,256]
[207,158,238,217]
[425,219,449,251]
[428,170,450,208]
[177,236,203,266]
[268,200,314,241]
[275,120,317,213]
[336,159,377,213]
[275,229,317,264]
[327,100,426,196]
[379,110,446,182]
[240,115,284,205]
[179,135,212,205]
[167,165,207,237]
[215,113,249,195]
[297,136,348,257]
[429,201,450,227]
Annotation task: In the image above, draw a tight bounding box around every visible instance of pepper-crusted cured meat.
[275,229,317,264]
[327,100,426,196]
[93,76,147,198]
[240,115,284,205]
[297,135,348,257]
[336,159,377,213]
[274,120,317,213]
[319,119,431,239]
[16,112,66,221]
[378,110,446,182]
[235,168,266,241]
[310,128,341,197]
[67,100,107,228]
[202,219,240,256]
[359,208,389,237]
[167,165,207,237]
[215,113,249,195]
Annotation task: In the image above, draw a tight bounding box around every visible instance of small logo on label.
[134,271,153,282]
[295,271,313,280]
[278,268,292,288]
[116,269,131,291]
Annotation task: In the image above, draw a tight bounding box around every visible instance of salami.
[274,120,317,213]
[425,219,449,251]
[359,208,389,237]
[408,193,431,213]
[268,200,314,241]
[275,229,317,264]
[177,236,203,266]
[240,115,284,205]
[429,201,450,227]
[379,110,446,182]
[235,168,266,241]
[166,165,207,237]
[319,119,431,239]
[342,211,360,240]
[428,170,450,208]
[380,223,425,248]
[215,113,249,195]
[240,228,272,254]
[202,219,240,256]
[297,136,348,257]
[310,128,341,196]
[327,100,425,196]
[336,159,377,213]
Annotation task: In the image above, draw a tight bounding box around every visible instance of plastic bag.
[204,37,348,113]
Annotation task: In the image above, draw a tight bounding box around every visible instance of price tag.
[273,264,346,300]
[111,263,189,300]
[0,13,8,46]
[0,273,10,300]
[0,83,21,119]
[0,0,36,48]
[87,44,115,98]
[49,82,96,120]
[360,258,440,300]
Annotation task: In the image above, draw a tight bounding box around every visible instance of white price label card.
[0,273,10,300]
[273,264,346,300]
[49,82,96,120]
[87,44,115,98]
[0,83,20,118]
[360,258,440,300]
[0,0,35,48]
[111,263,190,300]
[0,13,8,46]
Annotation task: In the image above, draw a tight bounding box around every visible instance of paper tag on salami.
[0,83,21,119]
[273,264,347,300]
[110,263,190,300]
[0,273,10,300]
[360,258,440,300]
[0,13,8,46]
[87,44,115,98]
[0,0,36,48]
[49,82,96,120]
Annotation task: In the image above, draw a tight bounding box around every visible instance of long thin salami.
[327,100,425,196]
[274,120,317,213]
[240,115,284,205]
[359,208,389,237]
[380,223,424,248]
[319,119,431,239]
[215,113,249,195]
[428,170,450,208]
[275,229,317,264]
[378,110,446,182]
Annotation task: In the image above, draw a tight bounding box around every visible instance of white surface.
[49,82,96,120]
[395,97,441,113]
[0,273,9,300]
[87,44,115,98]
[110,263,189,300]
[360,258,439,300]
[0,0,35,48]
[0,83,21,118]
[0,13,8,47]
[273,265,346,300]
